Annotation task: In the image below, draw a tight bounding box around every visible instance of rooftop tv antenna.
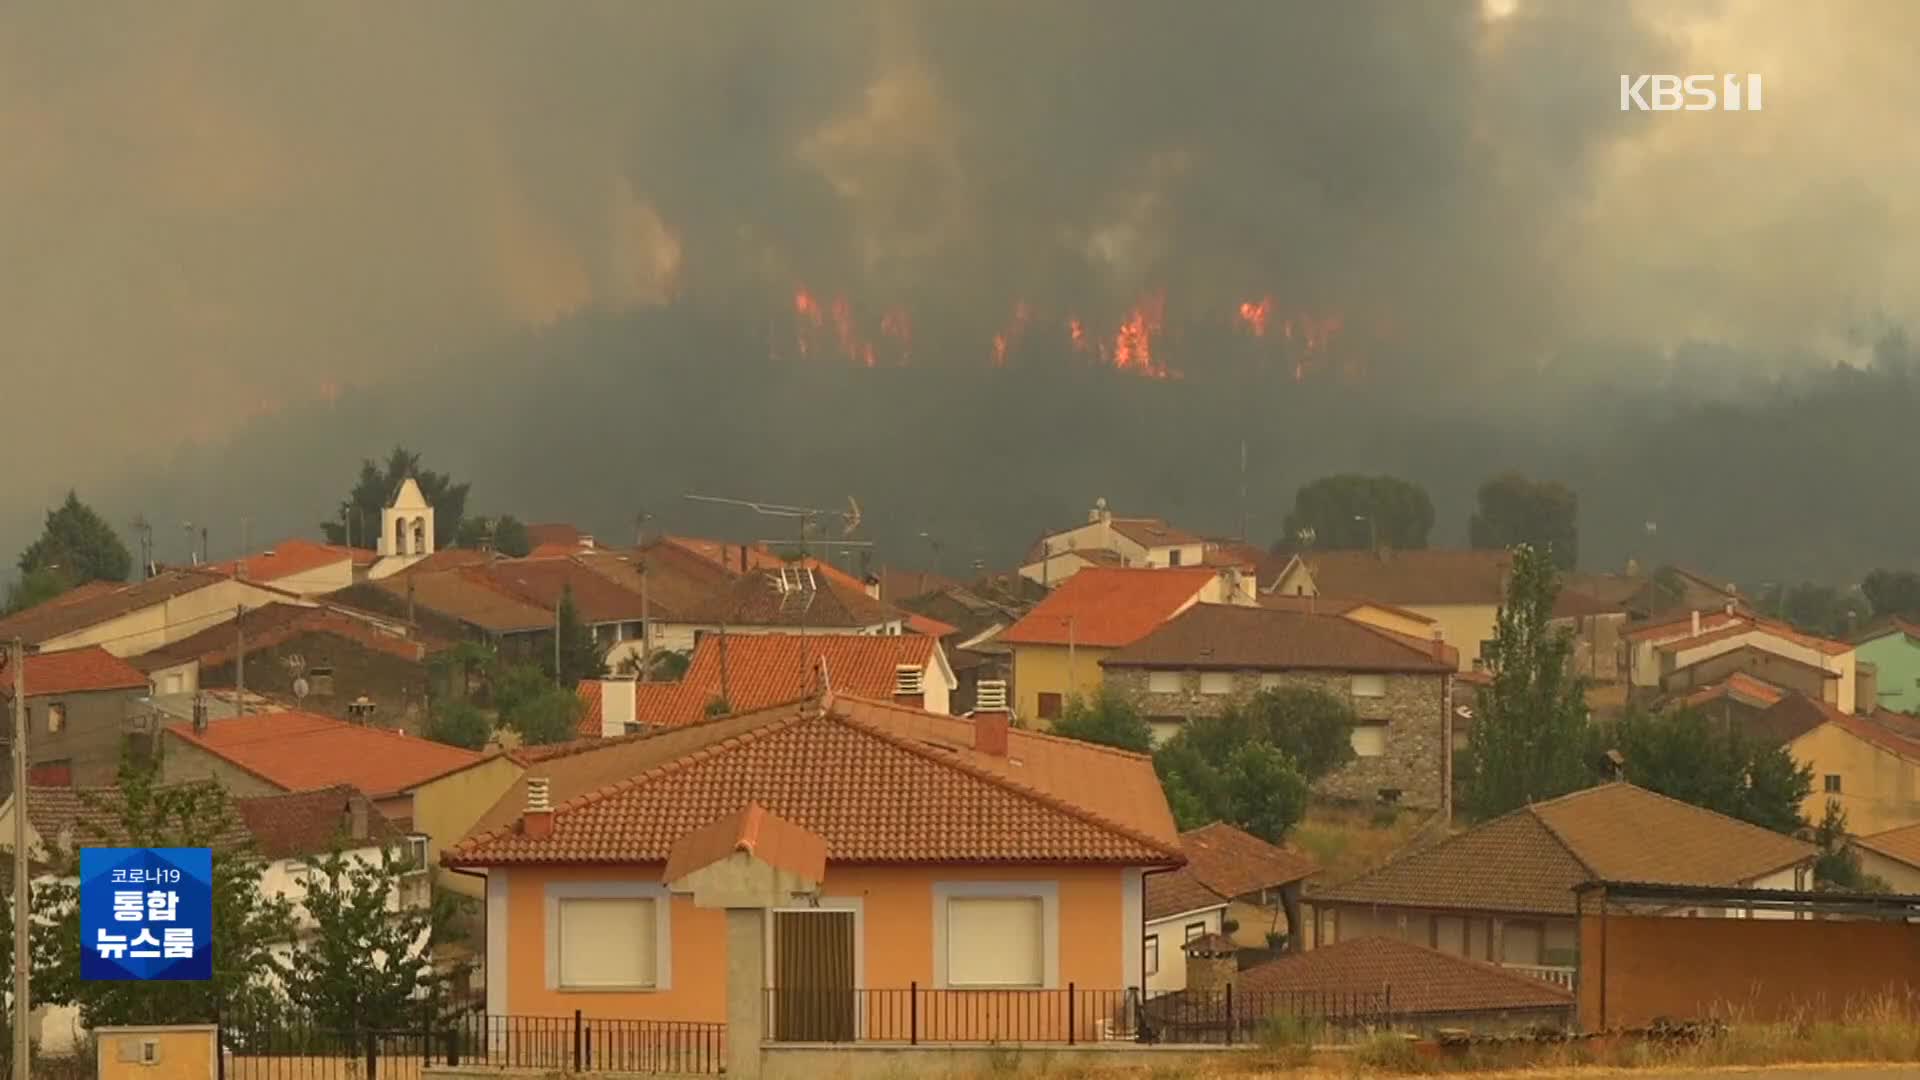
[685,492,867,692]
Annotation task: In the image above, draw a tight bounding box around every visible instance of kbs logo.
[1619,74,1763,112]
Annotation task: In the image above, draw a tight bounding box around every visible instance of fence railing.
[1505,963,1577,991]
[763,984,1392,1045]
[217,1008,724,1077]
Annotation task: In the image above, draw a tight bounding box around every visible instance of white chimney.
[1691,610,1701,637]
[524,776,554,839]
[894,664,925,697]
[975,679,1009,713]
[601,676,637,737]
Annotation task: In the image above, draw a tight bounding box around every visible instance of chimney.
[893,664,926,710]
[974,679,1010,756]
[347,795,369,842]
[1430,626,1447,662]
[524,777,554,840]
[739,545,748,574]
[1185,933,1238,999]
[192,693,209,734]
[600,676,637,737]
[1690,609,1701,637]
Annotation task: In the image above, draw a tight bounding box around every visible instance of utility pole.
[636,512,653,683]
[233,606,246,713]
[11,637,30,1080]
[553,602,562,688]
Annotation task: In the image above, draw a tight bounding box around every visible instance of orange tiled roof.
[1855,821,1920,871]
[0,569,239,646]
[1001,567,1218,648]
[905,612,959,638]
[663,803,827,884]
[657,535,788,575]
[1145,867,1228,921]
[622,633,944,731]
[1103,604,1452,673]
[1107,517,1206,549]
[1677,672,1788,711]
[1179,822,1318,898]
[3,645,149,697]
[447,692,1182,868]
[1280,549,1511,606]
[1625,610,1746,641]
[128,602,437,672]
[203,539,361,583]
[234,785,401,860]
[1655,618,1852,658]
[575,680,604,737]
[1236,937,1571,1016]
[1311,783,1813,916]
[162,710,482,798]
[683,571,903,630]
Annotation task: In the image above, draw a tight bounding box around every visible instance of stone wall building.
[1101,604,1453,811]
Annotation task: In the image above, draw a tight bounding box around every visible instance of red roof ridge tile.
[823,692,1184,864]
[839,691,1157,763]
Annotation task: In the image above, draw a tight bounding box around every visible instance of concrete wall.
[1011,643,1112,724]
[411,755,524,899]
[1856,632,1920,713]
[1663,645,1838,707]
[156,732,286,799]
[1788,724,1920,835]
[41,578,297,657]
[1107,666,1448,809]
[94,1025,217,1080]
[207,630,434,732]
[12,686,145,791]
[1578,912,1920,1029]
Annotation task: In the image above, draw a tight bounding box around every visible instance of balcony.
[1504,962,1576,991]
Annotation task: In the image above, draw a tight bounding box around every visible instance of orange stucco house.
[442,689,1184,1042]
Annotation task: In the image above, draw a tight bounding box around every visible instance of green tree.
[1461,543,1592,819]
[551,585,608,685]
[454,514,532,558]
[17,490,132,587]
[1810,800,1888,892]
[38,763,295,1026]
[1051,687,1154,752]
[493,662,582,745]
[282,843,453,1037]
[319,447,471,551]
[1467,474,1579,570]
[1238,687,1358,781]
[424,699,492,750]
[1149,687,1354,843]
[1600,707,1811,833]
[1758,581,1857,639]
[0,869,69,1076]
[1220,741,1311,843]
[4,565,74,615]
[1281,474,1434,551]
[1862,569,1920,621]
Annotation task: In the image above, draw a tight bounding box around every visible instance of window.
[46,703,66,734]
[1147,670,1183,694]
[1184,921,1207,942]
[1350,723,1387,758]
[405,835,429,872]
[1824,774,1842,793]
[309,667,335,696]
[1144,934,1159,976]
[557,897,659,988]
[946,896,1044,987]
[1167,549,1183,567]
[1037,693,1063,720]
[1500,921,1544,966]
[1432,916,1466,957]
[1350,674,1387,699]
[1198,672,1234,696]
[164,673,183,695]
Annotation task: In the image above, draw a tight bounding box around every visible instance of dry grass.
[1291,801,1438,887]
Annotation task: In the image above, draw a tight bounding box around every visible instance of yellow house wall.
[1404,604,1499,673]
[1343,605,1436,640]
[412,755,525,899]
[94,1026,216,1080]
[41,579,298,657]
[1011,643,1113,724]
[1790,724,1920,835]
[1854,847,1920,892]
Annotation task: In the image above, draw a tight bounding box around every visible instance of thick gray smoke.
[3,1,1917,575]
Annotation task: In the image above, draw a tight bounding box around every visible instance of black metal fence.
[217,1007,725,1078]
[763,984,1392,1045]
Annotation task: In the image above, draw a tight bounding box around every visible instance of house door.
[772,910,856,1041]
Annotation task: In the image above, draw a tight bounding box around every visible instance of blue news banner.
[80,847,213,981]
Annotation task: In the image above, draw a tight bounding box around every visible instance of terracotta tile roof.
[234,785,401,860]
[1852,617,1920,647]
[392,548,496,574]
[1145,866,1229,921]
[1625,610,1747,642]
[1258,594,1436,625]
[203,539,361,583]
[656,535,787,576]
[575,680,604,737]
[128,603,436,672]
[22,785,253,852]
[1107,517,1206,549]
[1656,618,1852,658]
[1281,549,1511,606]
[1103,604,1452,673]
[619,541,739,620]
[1771,697,1920,763]
[1180,822,1318,898]
[1202,540,1268,570]
[1311,783,1814,916]
[905,612,959,639]
[662,803,828,884]
[875,567,964,604]
[369,569,551,633]
[1001,567,1219,648]
[683,571,903,630]
[162,710,483,798]
[1,645,149,697]
[1237,937,1572,1016]
[0,569,237,646]
[477,557,649,624]
[1855,821,1920,871]
[1678,672,1789,711]
[446,691,1182,868]
[1551,589,1627,618]
[621,633,946,731]
[525,523,586,548]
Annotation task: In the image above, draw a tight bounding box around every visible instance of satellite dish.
[291,677,310,701]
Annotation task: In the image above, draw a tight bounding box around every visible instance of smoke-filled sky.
[4,0,1918,554]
